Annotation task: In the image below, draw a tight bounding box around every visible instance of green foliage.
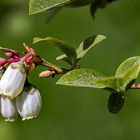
[29,0,71,15]
[76,35,106,59]
[32,32,140,115]
[29,0,116,19]
[115,56,140,91]
[93,76,122,92]
[33,35,105,68]
[57,56,140,92]
[57,55,140,113]
[33,37,77,66]
[57,68,104,88]
[56,35,106,66]
[91,56,140,92]
[29,0,140,115]
[1,0,138,116]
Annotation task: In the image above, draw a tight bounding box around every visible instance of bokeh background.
[0,0,140,140]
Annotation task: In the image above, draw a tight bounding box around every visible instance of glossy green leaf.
[93,76,122,92]
[57,68,104,88]
[76,35,106,59]
[108,93,125,114]
[56,34,106,65]
[29,0,71,15]
[33,37,77,65]
[115,56,140,90]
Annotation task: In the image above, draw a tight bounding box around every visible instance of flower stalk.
[40,58,69,74]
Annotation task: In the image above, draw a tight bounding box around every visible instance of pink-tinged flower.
[0,96,18,121]
[0,62,26,99]
[16,85,42,121]
[0,58,7,66]
[5,52,13,57]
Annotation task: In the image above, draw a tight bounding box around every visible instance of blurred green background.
[0,0,140,140]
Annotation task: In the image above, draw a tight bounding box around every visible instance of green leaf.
[93,76,122,92]
[115,56,140,90]
[33,37,77,65]
[108,93,125,114]
[29,0,71,15]
[76,35,106,59]
[57,68,104,88]
[56,34,106,65]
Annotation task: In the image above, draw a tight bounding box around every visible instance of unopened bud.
[39,70,55,78]
[0,58,7,66]
[5,52,13,57]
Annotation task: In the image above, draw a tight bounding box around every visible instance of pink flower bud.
[5,52,13,57]
[0,58,7,66]
[0,47,19,57]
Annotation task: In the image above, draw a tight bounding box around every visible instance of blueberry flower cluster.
[0,44,42,121]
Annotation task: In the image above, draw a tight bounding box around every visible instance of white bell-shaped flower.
[0,62,26,99]
[0,96,18,121]
[16,85,42,121]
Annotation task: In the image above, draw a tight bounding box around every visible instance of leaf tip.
[96,34,107,40]
[33,37,41,44]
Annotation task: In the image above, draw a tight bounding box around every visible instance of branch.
[40,58,69,74]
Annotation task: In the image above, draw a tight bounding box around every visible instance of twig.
[40,58,69,74]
